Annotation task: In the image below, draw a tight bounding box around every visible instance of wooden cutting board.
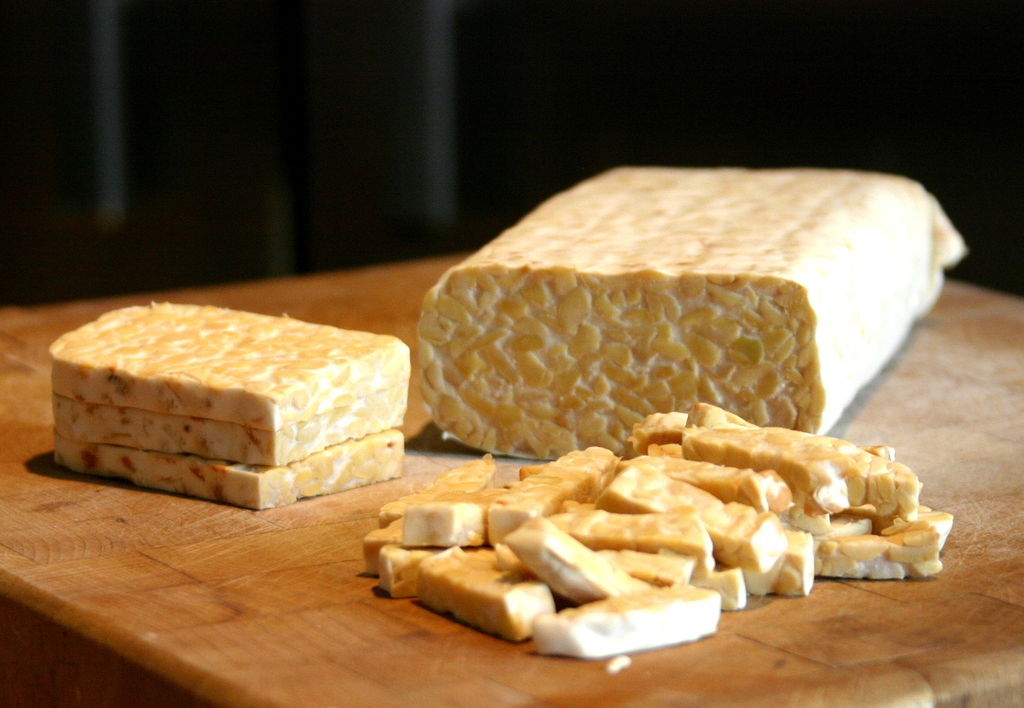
[2,255,1023,707]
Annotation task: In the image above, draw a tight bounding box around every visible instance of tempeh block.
[51,303,409,433]
[419,167,965,458]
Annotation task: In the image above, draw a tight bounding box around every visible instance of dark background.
[3,1,1021,305]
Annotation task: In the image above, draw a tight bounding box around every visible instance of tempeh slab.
[51,302,410,432]
[53,429,404,509]
[52,388,406,466]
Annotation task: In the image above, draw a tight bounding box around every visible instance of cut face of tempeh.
[378,545,445,598]
[627,411,692,455]
[630,404,755,458]
[743,529,815,597]
[53,388,407,467]
[54,429,404,510]
[882,508,954,550]
[363,519,404,576]
[416,547,555,642]
[690,567,747,611]
[685,402,759,430]
[419,167,965,458]
[51,303,410,431]
[533,586,721,659]
[698,502,789,574]
[810,514,874,540]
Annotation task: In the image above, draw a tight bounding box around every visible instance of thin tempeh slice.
[54,429,403,510]
[52,388,405,466]
[401,488,507,547]
[378,545,446,598]
[51,303,409,432]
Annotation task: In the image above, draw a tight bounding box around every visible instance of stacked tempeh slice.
[363,402,952,659]
[50,303,409,509]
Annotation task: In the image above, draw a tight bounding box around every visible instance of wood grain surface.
[2,255,1023,707]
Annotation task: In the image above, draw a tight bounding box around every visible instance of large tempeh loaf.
[419,167,966,459]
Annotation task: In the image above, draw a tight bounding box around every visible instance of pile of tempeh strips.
[363,402,952,659]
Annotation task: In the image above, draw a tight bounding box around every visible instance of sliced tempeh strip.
[488,447,620,544]
[417,547,556,641]
[533,586,721,659]
[379,455,497,527]
[680,426,920,520]
[401,488,507,547]
[547,509,715,576]
[504,518,650,604]
[698,502,789,574]
[815,525,943,579]
[691,567,747,611]
[363,518,403,576]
